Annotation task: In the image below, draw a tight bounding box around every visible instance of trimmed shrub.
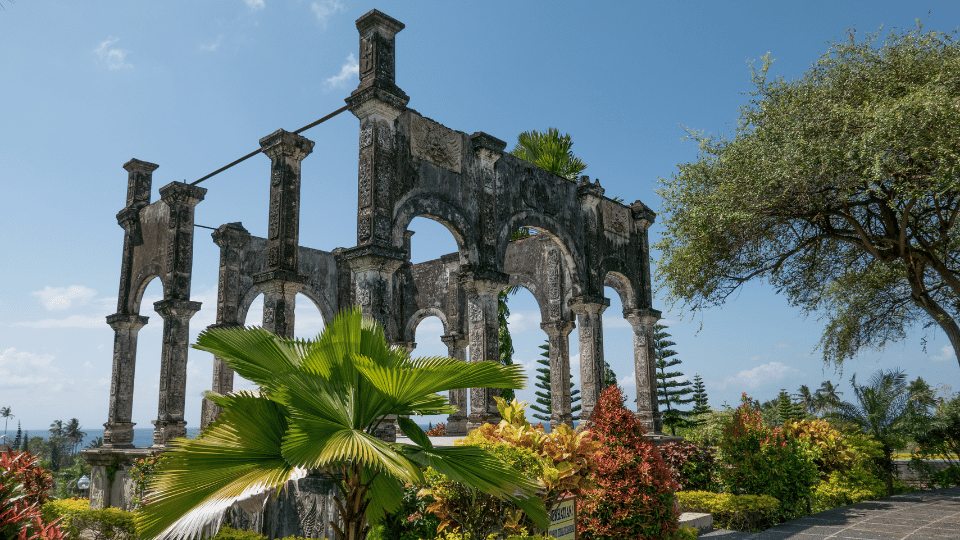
[676,525,699,540]
[578,385,680,540]
[676,491,779,532]
[659,440,718,492]
[381,482,440,540]
[718,395,818,522]
[42,499,137,540]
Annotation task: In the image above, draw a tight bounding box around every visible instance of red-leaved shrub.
[0,449,64,539]
[578,385,680,540]
[660,440,718,492]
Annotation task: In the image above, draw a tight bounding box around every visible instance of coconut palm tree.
[814,380,842,416]
[64,418,86,456]
[829,368,915,496]
[137,306,547,540]
[0,407,12,439]
[796,385,816,415]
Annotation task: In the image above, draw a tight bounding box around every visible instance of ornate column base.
[80,447,162,510]
[102,421,136,449]
[152,419,187,447]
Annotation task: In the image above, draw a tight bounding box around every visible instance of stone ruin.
[82,8,664,521]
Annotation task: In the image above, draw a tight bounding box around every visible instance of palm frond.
[193,327,300,388]
[281,426,423,485]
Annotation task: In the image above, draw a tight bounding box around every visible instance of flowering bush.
[718,394,818,522]
[128,453,165,510]
[578,385,680,540]
[0,449,64,540]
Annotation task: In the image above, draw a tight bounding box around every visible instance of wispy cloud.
[323,53,358,92]
[95,38,131,70]
[0,348,62,389]
[200,35,224,52]
[716,361,799,390]
[13,315,105,329]
[244,0,265,11]
[312,0,346,30]
[32,285,97,311]
[932,345,955,362]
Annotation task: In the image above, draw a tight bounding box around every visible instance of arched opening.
[130,277,164,447]
[602,285,634,408]
[294,292,325,340]
[410,314,448,430]
[407,216,461,265]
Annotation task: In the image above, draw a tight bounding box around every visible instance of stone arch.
[507,277,551,324]
[402,307,449,344]
[299,283,335,326]
[497,210,584,295]
[237,284,262,326]
[603,270,638,312]
[392,193,477,265]
[129,263,166,314]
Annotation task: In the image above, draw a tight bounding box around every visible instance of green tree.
[796,385,816,415]
[529,341,580,423]
[690,375,711,418]
[137,307,547,540]
[13,422,22,450]
[497,289,517,402]
[603,361,617,390]
[830,368,916,496]
[775,389,805,425]
[814,380,842,416]
[512,128,587,181]
[655,25,960,371]
[653,325,694,435]
[64,418,86,456]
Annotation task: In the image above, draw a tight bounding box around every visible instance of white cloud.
[0,348,61,389]
[716,361,798,390]
[323,53,359,91]
[200,35,223,52]
[12,315,105,329]
[95,38,132,70]
[32,285,97,311]
[244,0,265,11]
[312,0,345,30]
[932,345,955,362]
[618,371,636,388]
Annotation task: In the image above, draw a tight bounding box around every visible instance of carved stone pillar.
[253,130,313,339]
[344,250,405,342]
[201,223,251,428]
[152,299,201,446]
[115,159,158,312]
[158,182,207,301]
[625,308,663,434]
[103,314,148,448]
[441,332,469,435]
[461,272,508,429]
[569,296,609,422]
[541,320,576,430]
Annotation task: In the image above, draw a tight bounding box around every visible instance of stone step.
[679,512,713,534]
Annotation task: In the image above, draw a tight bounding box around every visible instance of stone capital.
[115,206,143,231]
[106,313,149,332]
[342,245,406,274]
[346,89,408,122]
[459,276,507,297]
[568,296,610,315]
[440,332,468,348]
[253,269,306,286]
[159,181,207,208]
[458,266,510,289]
[100,422,137,449]
[153,299,202,320]
[211,222,251,249]
[576,176,605,199]
[254,278,305,297]
[123,158,159,175]
[259,129,315,162]
[623,307,662,327]
[540,319,576,338]
[470,132,507,170]
[356,9,404,39]
[630,201,657,228]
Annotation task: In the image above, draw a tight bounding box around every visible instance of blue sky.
[1,0,958,433]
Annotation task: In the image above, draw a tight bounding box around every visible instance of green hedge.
[676,491,779,532]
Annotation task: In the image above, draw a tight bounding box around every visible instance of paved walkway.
[700,486,960,539]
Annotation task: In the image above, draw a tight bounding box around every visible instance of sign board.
[547,495,576,540]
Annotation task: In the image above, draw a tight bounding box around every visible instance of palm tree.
[64,418,86,456]
[829,368,914,496]
[814,380,842,416]
[796,385,816,415]
[138,307,548,540]
[0,407,12,439]
[511,128,587,181]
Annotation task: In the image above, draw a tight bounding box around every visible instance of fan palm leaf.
[138,306,547,540]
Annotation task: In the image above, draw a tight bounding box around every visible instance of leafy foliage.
[0,449,63,540]
[381,483,440,540]
[425,423,448,437]
[138,307,546,540]
[578,385,680,540]
[675,491,779,532]
[528,342,580,423]
[659,440,718,492]
[511,128,587,182]
[655,24,960,369]
[718,395,818,522]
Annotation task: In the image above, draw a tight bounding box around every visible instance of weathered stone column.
[253,130,313,339]
[153,299,201,446]
[201,223,251,428]
[461,272,508,429]
[441,332,469,435]
[625,308,664,434]
[569,296,609,422]
[103,314,148,448]
[541,320,576,430]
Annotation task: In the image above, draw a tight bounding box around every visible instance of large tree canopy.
[656,25,960,370]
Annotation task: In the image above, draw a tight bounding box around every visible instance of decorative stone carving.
[411,115,462,173]
[602,200,631,239]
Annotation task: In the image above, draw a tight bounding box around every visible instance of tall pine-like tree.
[654,324,694,435]
[776,389,806,424]
[530,341,581,423]
[691,374,711,419]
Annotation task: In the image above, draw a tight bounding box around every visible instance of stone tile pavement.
[699,486,960,539]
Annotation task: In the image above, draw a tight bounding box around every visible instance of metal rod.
[194,224,218,230]
[189,104,350,186]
